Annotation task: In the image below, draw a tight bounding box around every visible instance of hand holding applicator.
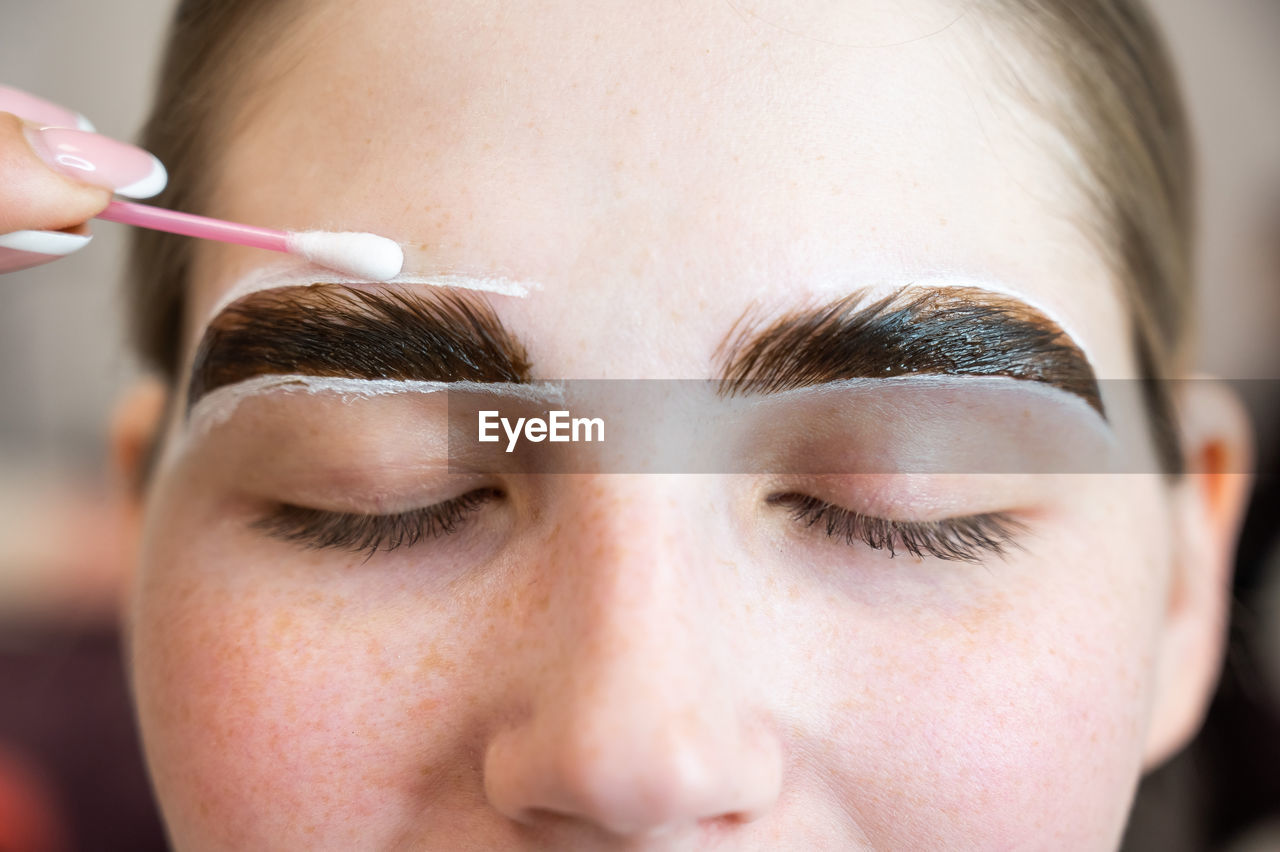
[0,84,403,280]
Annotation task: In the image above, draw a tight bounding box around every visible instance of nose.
[482,477,783,837]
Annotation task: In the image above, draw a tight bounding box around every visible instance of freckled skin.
[124,0,1238,849]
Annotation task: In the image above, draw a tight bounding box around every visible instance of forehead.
[189,0,1131,376]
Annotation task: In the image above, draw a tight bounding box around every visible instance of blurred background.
[0,0,1277,849]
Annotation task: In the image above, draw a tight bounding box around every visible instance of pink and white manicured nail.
[0,84,95,131]
[0,229,92,274]
[23,126,167,199]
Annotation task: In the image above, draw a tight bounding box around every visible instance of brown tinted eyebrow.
[186,284,531,410]
[717,286,1104,414]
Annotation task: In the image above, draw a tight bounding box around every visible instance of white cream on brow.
[205,263,1094,370]
[183,375,566,445]
[182,262,547,445]
[187,265,1107,447]
[203,262,542,328]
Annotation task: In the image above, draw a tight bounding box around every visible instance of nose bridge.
[557,474,699,650]
[483,474,782,834]
[543,475,722,741]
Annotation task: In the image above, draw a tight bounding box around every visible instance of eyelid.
[252,486,503,556]
[768,492,1024,562]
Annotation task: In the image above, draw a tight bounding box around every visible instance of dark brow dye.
[718,286,1104,415]
[187,284,531,410]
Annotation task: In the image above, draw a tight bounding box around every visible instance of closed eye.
[252,487,503,556]
[768,492,1024,563]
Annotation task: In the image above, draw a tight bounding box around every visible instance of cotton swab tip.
[287,231,404,281]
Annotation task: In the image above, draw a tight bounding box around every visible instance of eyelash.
[252,487,503,556]
[253,488,1021,563]
[768,493,1022,563]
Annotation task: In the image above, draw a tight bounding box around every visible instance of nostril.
[486,719,782,837]
[703,809,754,828]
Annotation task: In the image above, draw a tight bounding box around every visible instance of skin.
[115,0,1251,848]
[0,109,108,236]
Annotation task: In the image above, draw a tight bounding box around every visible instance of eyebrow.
[188,283,1101,418]
[717,286,1103,414]
[187,284,531,410]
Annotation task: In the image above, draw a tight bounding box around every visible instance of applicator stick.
[96,199,404,281]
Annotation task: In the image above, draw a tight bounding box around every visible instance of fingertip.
[0,228,93,274]
[0,111,112,232]
[113,152,168,199]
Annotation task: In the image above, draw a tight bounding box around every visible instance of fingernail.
[0,84,95,131]
[0,229,92,274]
[24,126,167,199]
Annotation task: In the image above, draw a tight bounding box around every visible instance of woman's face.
[126,0,1226,848]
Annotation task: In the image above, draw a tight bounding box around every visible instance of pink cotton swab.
[96,199,404,281]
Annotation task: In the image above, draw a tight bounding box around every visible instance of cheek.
[126,501,486,847]
[794,483,1170,848]
[126,471,1174,847]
